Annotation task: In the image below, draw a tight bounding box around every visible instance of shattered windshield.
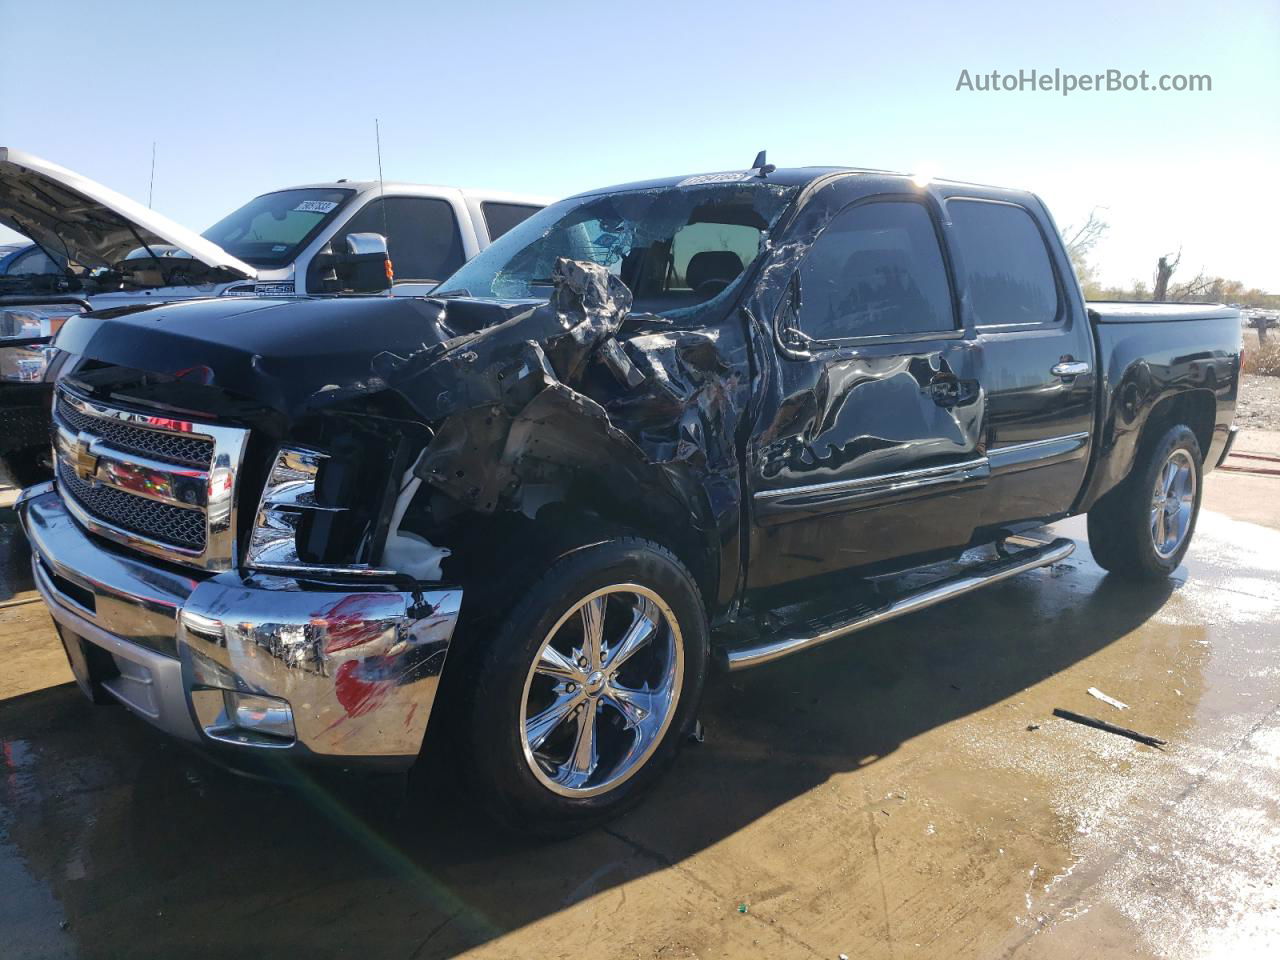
[436,180,799,316]
[202,188,355,268]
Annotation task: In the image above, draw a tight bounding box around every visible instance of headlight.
[246,445,393,577]
[0,304,82,383]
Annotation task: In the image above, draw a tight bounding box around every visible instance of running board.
[725,537,1076,671]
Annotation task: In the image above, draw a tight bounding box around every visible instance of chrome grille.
[56,394,213,468]
[57,458,207,550]
[52,386,249,571]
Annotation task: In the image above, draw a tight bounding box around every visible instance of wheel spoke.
[579,596,606,670]
[535,644,584,683]
[560,701,599,784]
[1162,460,1179,496]
[525,690,585,751]
[604,682,663,732]
[1154,507,1167,548]
[605,597,659,671]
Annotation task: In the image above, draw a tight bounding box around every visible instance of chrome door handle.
[1051,360,1091,378]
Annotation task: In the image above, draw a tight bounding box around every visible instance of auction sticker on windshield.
[294,200,339,213]
[677,172,753,186]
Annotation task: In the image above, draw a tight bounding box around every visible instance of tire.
[457,537,708,837]
[1086,424,1203,580]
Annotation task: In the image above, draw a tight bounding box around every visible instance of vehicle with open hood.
[0,147,549,482]
[17,157,1241,835]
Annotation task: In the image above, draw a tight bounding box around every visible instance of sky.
[2,0,1277,291]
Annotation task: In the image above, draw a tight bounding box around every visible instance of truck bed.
[1088,301,1240,324]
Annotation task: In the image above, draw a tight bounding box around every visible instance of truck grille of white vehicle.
[52,386,250,571]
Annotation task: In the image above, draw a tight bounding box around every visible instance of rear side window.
[795,200,955,340]
[482,202,541,240]
[948,199,1059,326]
[336,197,464,282]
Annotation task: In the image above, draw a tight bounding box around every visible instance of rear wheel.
[1087,424,1203,579]
[459,538,708,836]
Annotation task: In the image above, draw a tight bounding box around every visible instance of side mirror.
[341,232,393,293]
[316,233,393,294]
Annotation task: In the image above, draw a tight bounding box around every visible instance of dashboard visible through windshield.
[202,188,354,268]
[436,180,799,317]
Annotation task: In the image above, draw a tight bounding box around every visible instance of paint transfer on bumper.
[18,484,461,762]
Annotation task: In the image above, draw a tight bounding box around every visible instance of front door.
[745,192,988,590]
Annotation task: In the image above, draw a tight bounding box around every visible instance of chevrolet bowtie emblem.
[71,432,99,483]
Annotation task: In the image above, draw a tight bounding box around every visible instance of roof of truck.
[564,166,1030,200]
[255,180,554,205]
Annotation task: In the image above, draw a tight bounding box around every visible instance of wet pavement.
[1,471,1278,960]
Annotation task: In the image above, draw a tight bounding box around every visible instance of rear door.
[940,192,1096,532]
[745,185,988,589]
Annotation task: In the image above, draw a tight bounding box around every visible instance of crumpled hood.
[52,260,629,423]
[54,295,462,417]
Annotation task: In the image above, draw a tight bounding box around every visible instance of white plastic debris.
[1087,687,1129,711]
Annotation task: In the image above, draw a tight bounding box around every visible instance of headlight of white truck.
[0,304,80,382]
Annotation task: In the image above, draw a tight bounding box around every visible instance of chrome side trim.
[987,432,1089,474]
[725,536,1076,670]
[54,385,249,571]
[753,456,989,507]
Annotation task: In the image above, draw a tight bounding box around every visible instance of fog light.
[226,691,295,740]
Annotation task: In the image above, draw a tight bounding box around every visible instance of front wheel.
[459,538,708,836]
[1087,423,1203,579]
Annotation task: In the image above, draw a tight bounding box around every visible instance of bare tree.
[1170,271,1215,302]
[1153,249,1181,301]
[1061,207,1109,261]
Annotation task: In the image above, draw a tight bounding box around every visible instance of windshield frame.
[434,181,802,318]
[202,187,356,268]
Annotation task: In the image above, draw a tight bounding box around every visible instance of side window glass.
[9,247,58,275]
[795,201,955,340]
[947,199,1059,326]
[336,197,464,282]
[481,202,541,240]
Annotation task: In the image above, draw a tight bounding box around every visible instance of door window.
[336,197,464,282]
[481,202,542,241]
[794,201,955,340]
[947,199,1060,327]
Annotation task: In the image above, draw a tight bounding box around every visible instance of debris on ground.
[1087,687,1129,711]
[737,903,749,914]
[1026,724,1040,731]
[689,720,705,744]
[1052,708,1167,747]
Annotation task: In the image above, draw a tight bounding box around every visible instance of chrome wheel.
[520,584,683,798]
[1150,448,1196,558]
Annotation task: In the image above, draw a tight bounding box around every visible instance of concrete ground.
[1,439,1278,959]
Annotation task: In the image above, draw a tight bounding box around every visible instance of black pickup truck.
[17,161,1240,834]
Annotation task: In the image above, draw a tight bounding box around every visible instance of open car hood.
[0,147,257,281]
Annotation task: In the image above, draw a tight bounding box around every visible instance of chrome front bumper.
[18,484,462,763]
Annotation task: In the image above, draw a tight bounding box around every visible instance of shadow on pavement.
[0,541,1174,959]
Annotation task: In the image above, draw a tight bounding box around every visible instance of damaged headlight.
[247,445,393,577]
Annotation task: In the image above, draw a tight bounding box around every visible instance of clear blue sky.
[3,0,1277,290]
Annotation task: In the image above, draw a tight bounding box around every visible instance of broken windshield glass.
[436,181,799,316]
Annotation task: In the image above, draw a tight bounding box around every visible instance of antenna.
[752,150,775,178]
[148,141,156,208]
[375,118,392,292]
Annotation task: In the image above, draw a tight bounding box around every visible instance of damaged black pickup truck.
[18,162,1240,833]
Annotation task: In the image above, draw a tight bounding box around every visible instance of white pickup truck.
[0,147,551,305]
